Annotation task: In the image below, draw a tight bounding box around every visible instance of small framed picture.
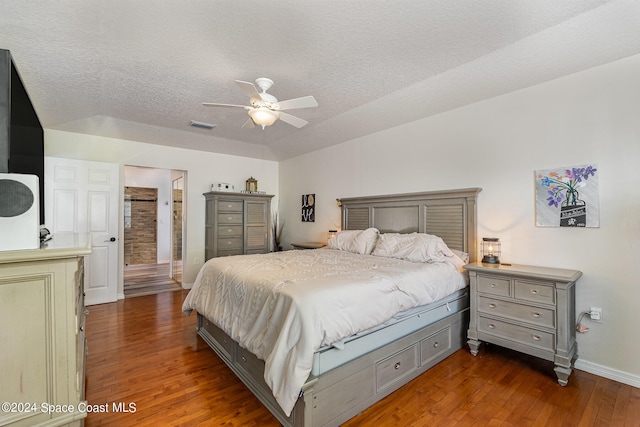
[302,194,315,222]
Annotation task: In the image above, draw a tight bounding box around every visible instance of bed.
[183,187,481,426]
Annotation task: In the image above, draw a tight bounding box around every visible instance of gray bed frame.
[196,187,481,426]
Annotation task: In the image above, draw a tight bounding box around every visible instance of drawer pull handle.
[531,289,538,294]
[433,342,439,348]
[532,312,541,318]
[394,362,401,370]
[488,303,496,309]
[223,338,227,344]
[532,335,541,341]
[490,283,496,288]
[242,356,247,363]
[488,324,495,329]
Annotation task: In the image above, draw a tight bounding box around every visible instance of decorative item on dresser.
[480,237,501,264]
[204,191,274,260]
[0,233,91,426]
[465,262,582,386]
[245,176,258,193]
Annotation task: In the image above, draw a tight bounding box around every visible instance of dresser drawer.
[376,344,418,393]
[515,280,555,305]
[217,225,243,237]
[420,326,451,365]
[218,237,242,250]
[218,200,243,212]
[478,316,555,352]
[477,275,511,297]
[478,296,555,328]
[217,212,243,224]
[217,249,243,257]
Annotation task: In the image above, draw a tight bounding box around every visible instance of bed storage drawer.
[201,317,235,360]
[420,326,451,365]
[236,346,266,381]
[376,344,419,393]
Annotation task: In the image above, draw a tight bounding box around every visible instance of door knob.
[105,237,116,242]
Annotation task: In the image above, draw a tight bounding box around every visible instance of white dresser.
[465,262,582,386]
[0,234,91,426]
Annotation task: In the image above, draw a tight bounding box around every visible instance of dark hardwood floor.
[85,290,640,426]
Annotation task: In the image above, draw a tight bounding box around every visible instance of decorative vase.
[560,189,586,227]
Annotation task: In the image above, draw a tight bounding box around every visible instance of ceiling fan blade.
[202,102,249,109]
[241,118,255,129]
[276,95,318,111]
[235,80,263,103]
[279,112,308,128]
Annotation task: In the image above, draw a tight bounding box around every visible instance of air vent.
[189,120,216,130]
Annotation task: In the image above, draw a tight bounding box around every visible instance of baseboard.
[118,292,125,300]
[575,358,640,388]
[182,282,193,290]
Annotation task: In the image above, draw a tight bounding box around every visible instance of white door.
[45,157,119,305]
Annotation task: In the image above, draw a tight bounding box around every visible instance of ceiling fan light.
[248,108,279,127]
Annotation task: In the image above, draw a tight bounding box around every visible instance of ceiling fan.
[203,77,318,129]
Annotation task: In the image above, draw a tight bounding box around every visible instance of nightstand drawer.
[478,316,555,352]
[515,280,555,305]
[477,275,511,297]
[478,296,555,328]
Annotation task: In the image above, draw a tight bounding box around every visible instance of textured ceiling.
[2,1,640,161]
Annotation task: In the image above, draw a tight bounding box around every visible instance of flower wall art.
[535,164,599,227]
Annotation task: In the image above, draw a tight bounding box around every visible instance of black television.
[0,49,45,225]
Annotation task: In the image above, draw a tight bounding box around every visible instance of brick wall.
[124,186,158,265]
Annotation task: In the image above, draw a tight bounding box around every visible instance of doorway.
[123,166,186,298]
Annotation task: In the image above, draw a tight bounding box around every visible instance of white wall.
[44,131,279,292]
[280,54,640,385]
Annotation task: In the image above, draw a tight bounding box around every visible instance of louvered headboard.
[339,188,482,262]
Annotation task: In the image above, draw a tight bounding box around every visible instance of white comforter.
[182,248,466,416]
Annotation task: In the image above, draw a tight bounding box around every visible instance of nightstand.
[464,262,582,386]
[291,242,326,250]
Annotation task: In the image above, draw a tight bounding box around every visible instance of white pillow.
[327,228,379,255]
[451,249,469,264]
[371,232,456,263]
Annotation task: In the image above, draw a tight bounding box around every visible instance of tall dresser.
[204,191,274,261]
[0,233,91,426]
